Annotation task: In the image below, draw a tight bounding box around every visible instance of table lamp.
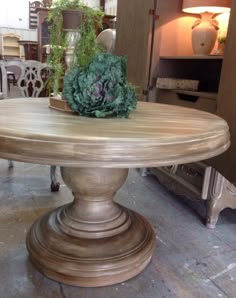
[182,0,231,55]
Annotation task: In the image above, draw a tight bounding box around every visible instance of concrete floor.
[0,160,236,298]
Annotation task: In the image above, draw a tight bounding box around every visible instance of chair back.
[0,60,52,98]
[0,61,8,98]
[0,63,3,99]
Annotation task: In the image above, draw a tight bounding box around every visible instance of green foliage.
[74,6,103,68]
[48,0,103,95]
[51,0,82,10]
[218,36,226,44]
[47,7,66,94]
[42,0,53,7]
[63,53,137,118]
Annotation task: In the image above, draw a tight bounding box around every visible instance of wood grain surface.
[0,98,230,167]
[0,97,230,287]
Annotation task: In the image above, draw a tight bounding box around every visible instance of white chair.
[0,60,60,191]
[0,64,4,99]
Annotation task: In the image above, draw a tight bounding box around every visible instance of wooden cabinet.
[151,5,236,229]
[18,41,38,60]
[115,0,159,100]
[116,0,236,228]
[115,0,193,101]
[29,1,43,29]
[149,54,236,229]
[153,18,236,227]
[156,56,223,114]
[36,7,51,62]
[1,33,21,59]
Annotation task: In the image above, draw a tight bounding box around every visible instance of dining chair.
[0,60,60,192]
[0,64,4,99]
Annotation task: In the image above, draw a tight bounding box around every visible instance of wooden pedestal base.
[26,167,155,287]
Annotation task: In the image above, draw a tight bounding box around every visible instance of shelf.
[157,58,222,99]
[170,90,217,100]
[2,33,21,58]
[4,44,20,48]
[160,55,223,60]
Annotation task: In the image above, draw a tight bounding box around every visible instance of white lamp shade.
[182,0,231,14]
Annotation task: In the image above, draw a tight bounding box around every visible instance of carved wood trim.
[150,163,236,229]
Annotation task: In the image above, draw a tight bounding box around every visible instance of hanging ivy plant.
[47,0,104,95]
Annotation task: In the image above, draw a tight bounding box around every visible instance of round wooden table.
[0,98,230,287]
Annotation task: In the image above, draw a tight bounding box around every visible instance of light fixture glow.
[182,6,230,14]
[182,0,231,55]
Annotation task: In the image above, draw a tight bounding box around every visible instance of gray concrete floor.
[0,161,236,298]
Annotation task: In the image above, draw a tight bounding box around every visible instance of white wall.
[0,0,37,56]
[52,0,100,8]
[0,0,101,30]
[0,0,30,29]
[81,0,100,8]
[0,0,101,56]
[105,0,117,15]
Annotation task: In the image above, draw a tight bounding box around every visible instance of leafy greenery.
[63,53,137,118]
[218,36,226,44]
[48,0,103,95]
[42,0,53,8]
[74,6,103,68]
[47,4,66,94]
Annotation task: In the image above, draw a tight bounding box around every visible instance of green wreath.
[63,53,137,118]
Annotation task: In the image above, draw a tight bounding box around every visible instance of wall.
[52,0,100,9]
[0,0,30,29]
[81,0,100,8]
[0,0,101,29]
[156,0,192,56]
[0,0,37,57]
[0,0,101,57]
[105,0,117,16]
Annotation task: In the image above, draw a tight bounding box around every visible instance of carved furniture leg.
[8,160,14,168]
[206,170,224,229]
[207,169,236,229]
[7,162,60,191]
[139,168,150,177]
[26,167,155,287]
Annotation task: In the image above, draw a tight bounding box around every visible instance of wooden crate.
[49,97,72,112]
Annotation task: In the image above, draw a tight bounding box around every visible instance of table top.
[0,98,230,168]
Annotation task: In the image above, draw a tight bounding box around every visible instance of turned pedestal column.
[26,167,155,287]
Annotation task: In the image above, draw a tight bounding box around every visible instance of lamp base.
[192,12,218,55]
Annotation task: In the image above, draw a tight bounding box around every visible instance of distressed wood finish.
[27,167,155,286]
[0,98,230,287]
[0,98,230,168]
[115,0,153,100]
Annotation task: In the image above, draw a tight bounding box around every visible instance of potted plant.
[47,0,104,95]
[48,0,137,118]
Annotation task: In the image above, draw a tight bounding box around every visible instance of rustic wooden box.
[156,78,199,91]
[49,97,72,112]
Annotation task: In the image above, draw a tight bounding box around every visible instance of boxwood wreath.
[63,53,137,118]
